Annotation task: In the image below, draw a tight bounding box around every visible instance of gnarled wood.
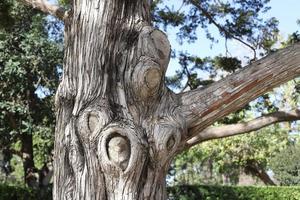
[19,0,300,199]
[53,0,184,199]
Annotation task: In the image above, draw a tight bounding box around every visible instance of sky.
[164,0,300,76]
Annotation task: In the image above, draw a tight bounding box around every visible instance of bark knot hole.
[166,135,176,151]
[107,134,130,170]
[145,68,161,89]
[88,113,99,133]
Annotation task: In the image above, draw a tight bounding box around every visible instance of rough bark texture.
[181,43,300,139]
[54,0,185,199]
[48,0,300,199]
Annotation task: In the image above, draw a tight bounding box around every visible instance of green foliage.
[0,0,297,189]
[213,56,242,73]
[159,0,279,92]
[0,0,62,184]
[57,0,71,9]
[163,1,298,184]
[1,184,299,200]
[170,125,290,185]
[0,0,14,29]
[169,78,300,186]
[281,31,300,47]
[168,185,300,200]
[270,144,300,186]
[0,184,51,200]
[154,0,278,46]
[155,6,185,29]
[9,155,24,184]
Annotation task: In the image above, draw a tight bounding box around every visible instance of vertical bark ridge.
[60,0,151,116]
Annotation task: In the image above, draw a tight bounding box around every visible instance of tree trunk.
[22,71,38,187]
[245,160,276,186]
[51,0,300,199]
[53,0,184,199]
[21,133,37,187]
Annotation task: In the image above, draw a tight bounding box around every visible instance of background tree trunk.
[21,133,37,187]
[245,160,276,186]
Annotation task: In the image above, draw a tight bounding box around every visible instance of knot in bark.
[107,135,130,170]
[132,57,162,100]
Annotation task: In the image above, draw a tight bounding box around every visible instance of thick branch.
[20,0,66,20]
[186,110,300,148]
[244,160,276,185]
[180,42,300,139]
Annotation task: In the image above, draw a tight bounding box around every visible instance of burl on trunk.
[53,0,186,199]
[52,0,300,199]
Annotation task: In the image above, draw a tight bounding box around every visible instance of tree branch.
[244,160,276,185]
[186,110,300,148]
[180,42,300,140]
[189,0,256,60]
[20,0,67,20]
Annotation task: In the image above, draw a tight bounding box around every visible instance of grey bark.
[181,44,300,139]
[53,1,183,199]
[19,0,300,199]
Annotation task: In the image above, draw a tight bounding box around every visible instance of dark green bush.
[0,184,51,200]
[1,184,300,200]
[168,185,300,200]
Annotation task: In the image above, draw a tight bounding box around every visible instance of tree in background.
[0,0,62,187]
[270,142,300,185]
[170,123,299,186]
[2,0,300,199]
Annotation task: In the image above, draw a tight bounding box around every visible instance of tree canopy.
[0,0,62,186]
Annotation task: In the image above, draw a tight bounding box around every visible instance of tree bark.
[53,0,184,199]
[45,0,300,199]
[181,43,300,139]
